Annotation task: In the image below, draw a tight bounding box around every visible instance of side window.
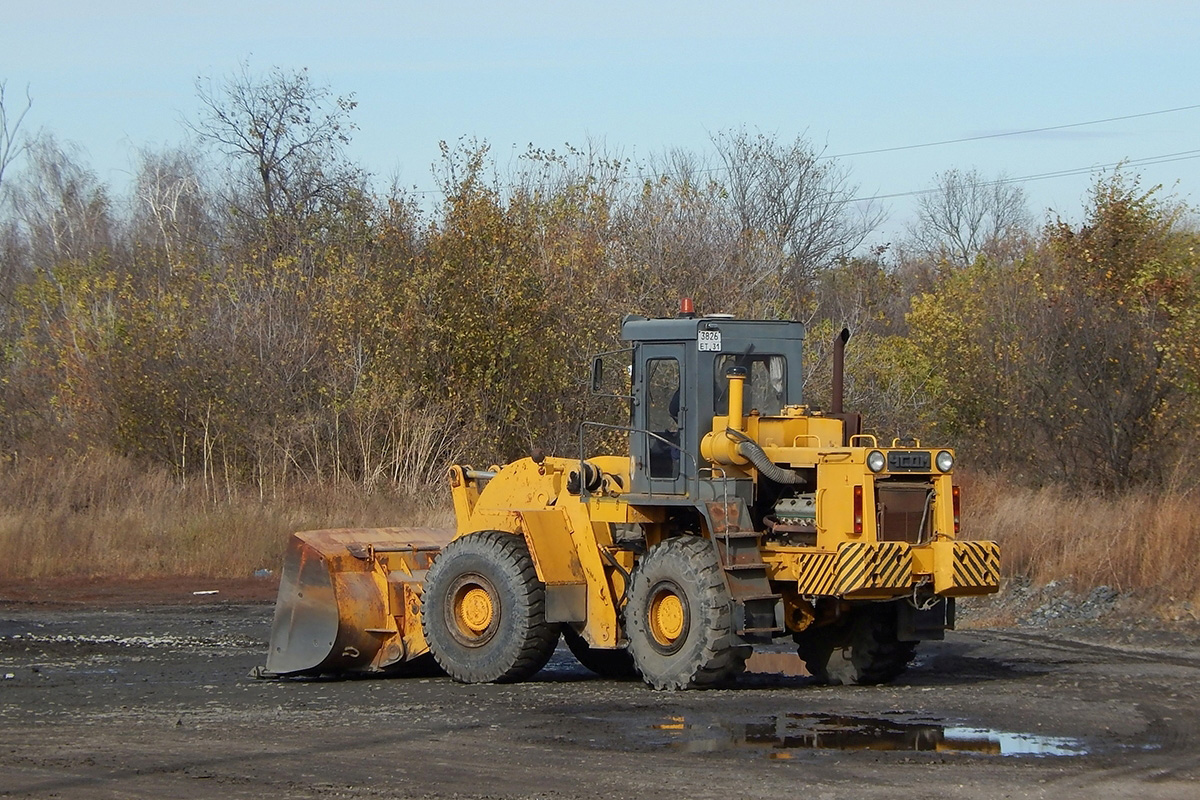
[714,355,786,416]
[646,358,680,478]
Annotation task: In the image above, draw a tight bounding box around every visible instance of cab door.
[631,343,687,495]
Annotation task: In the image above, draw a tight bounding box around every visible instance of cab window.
[646,358,680,478]
[714,355,786,416]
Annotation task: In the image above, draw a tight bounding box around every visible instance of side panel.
[560,501,623,645]
[513,504,623,643]
[516,509,588,624]
[517,509,586,585]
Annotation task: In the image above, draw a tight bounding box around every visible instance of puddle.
[647,713,1086,757]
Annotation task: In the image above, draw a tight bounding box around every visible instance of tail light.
[952,485,961,534]
[853,485,863,534]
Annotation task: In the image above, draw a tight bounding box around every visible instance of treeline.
[0,68,1197,498]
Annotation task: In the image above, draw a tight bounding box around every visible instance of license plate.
[698,330,722,351]
[887,451,931,472]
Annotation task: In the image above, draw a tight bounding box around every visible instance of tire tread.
[422,530,558,684]
[795,603,916,686]
[627,536,749,690]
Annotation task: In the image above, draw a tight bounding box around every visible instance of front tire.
[422,531,559,683]
[625,536,748,690]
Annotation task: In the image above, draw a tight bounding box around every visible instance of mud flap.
[896,597,952,642]
[545,584,587,623]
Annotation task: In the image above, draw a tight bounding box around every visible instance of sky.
[4,0,1200,243]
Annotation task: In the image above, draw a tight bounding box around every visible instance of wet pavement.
[1,601,1198,799]
[643,712,1088,756]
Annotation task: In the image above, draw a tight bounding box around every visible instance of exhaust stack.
[832,327,850,415]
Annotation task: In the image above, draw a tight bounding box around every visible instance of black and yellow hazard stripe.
[835,542,873,594]
[951,541,999,589]
[876,542,913,588]
[834,542,912,595]
[793,552,837,596]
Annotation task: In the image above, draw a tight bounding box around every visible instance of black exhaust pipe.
[832,327,850,415]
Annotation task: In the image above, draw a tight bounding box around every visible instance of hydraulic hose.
[724,428,803,485]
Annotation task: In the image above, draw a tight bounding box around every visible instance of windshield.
[714,354,786,416]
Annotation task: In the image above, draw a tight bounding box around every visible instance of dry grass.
[3,456,1198,615]
[959,471,1200,608]
[0,453,453,580]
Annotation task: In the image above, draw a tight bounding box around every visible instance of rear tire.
[626,536,748,690]
[562,626,639,679]
[422,531,559,683]
[794,603,916,686]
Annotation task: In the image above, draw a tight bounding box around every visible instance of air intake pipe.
[726,365,747,432]
[724,429,803,485]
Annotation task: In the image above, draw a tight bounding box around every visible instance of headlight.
[867,450,886,473]
[936,450,955,472]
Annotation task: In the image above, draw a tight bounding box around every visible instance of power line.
[668,103,1200,180]
[408,146,1200,202]
[861,149,1200,202]
[400,103,1200,200]
[824,103,1200,160]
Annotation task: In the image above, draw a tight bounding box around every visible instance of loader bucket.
[263,527,454,677]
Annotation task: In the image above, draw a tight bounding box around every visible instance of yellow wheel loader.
[260,306,999,689]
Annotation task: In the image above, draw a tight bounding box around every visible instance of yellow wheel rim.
[649,589,685,645]
[456,586,494,635]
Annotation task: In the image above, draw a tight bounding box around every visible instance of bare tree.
[713,129,884,309]
[904,168,1032,266]
[608,145,786,318]
[131,146,213,276]
[0,80,33,198]
[187,64,360,222]
[9,133,112,267]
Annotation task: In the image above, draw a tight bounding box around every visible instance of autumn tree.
[129,146,215,279]
[403,141,561,460]
[0,81,33,430]
[906,253,1046,474]
[8,134,114,269]
[801,253,944,439]
[0,137,119,455]
[907,171,1199,491]
[615,147,785,319]
[175,66,376,487]
[1035,172,1198,490]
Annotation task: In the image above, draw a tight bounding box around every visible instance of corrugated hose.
[724,428,803,484]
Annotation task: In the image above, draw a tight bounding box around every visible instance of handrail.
[577,420,699,502]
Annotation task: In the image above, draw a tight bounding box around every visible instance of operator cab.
[618,311,806,499]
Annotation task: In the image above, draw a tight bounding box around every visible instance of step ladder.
[706,500,784,642]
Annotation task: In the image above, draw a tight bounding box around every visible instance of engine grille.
[876,483,933,543]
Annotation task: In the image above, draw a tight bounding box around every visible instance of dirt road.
[1,595,1197,799]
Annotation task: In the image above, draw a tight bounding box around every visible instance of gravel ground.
[1,579,1199,800]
